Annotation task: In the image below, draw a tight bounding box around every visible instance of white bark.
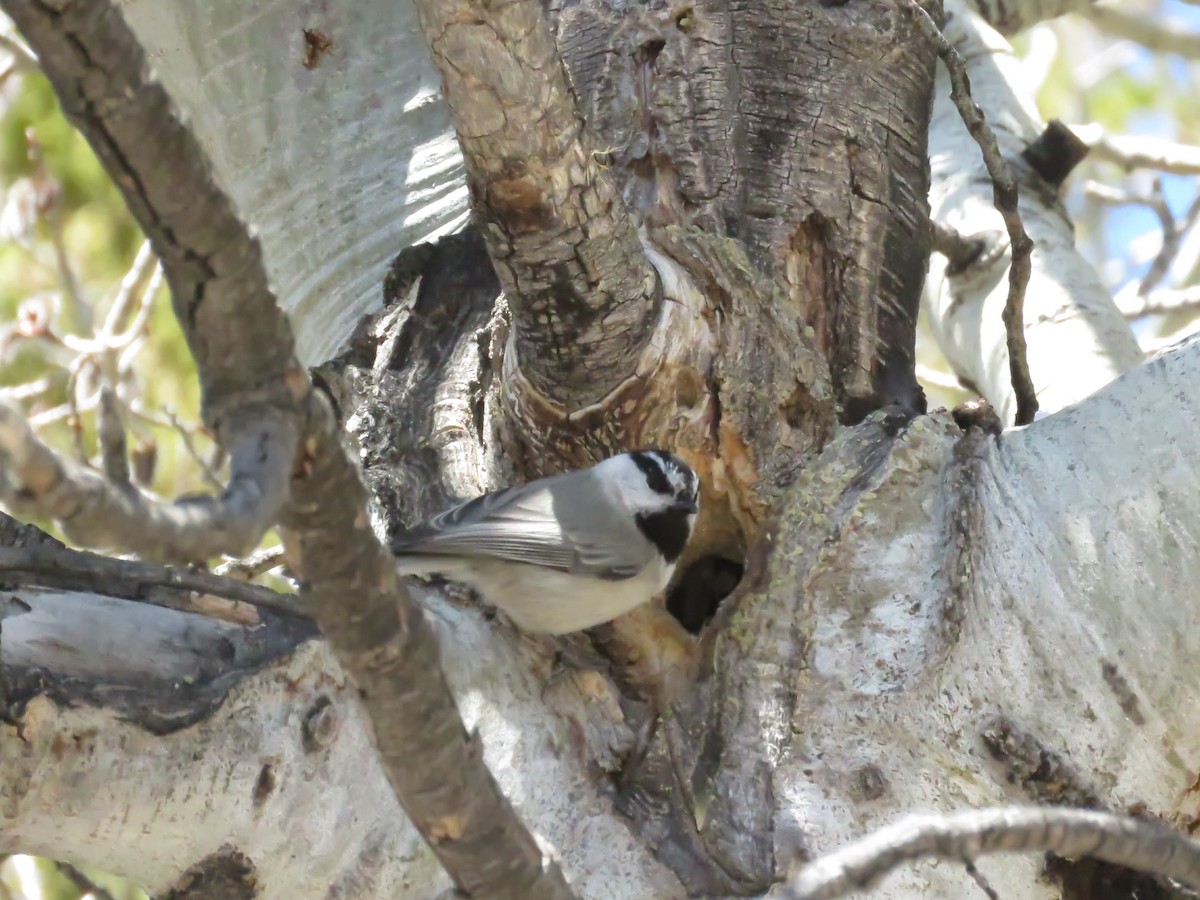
[765,334,1200,898]
[5,2,1197,898]
[119,0,468,366]
[8,334,1200,898]
[924,1,1143,425]
[1,588,681,898]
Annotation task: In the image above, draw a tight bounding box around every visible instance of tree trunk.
[4,0,1196,899]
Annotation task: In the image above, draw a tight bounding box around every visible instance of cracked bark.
[0,1,578,897]
[553,0,936,426]
[412,0,662,411]
[10,0,1186,897]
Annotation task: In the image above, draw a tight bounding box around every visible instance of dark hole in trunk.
[666,555,743,633]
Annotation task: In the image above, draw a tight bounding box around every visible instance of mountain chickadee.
[390,450,700,634]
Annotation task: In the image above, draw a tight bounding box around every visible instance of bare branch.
[411,0,660,408]
[1084,4,1200,58]
[929,221,987,273]
[0,2,584,895]
[99,239,156,340]
[0,29,36,70]
[968,0,1095,35]
[55,861,117,900]
[0,0,308,561]
[96,385,130,485]
[281,397,579,900]
[1117,285,1200,320]
[782,807,1200,900]
[1073,123,1200,175]
[0,400,295,562]
[215,545,286,581]
[0,537,300,618]
[907,1,1038,425]
[1085,179,1178,295]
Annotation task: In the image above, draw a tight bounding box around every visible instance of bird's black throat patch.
[634,507,691,563]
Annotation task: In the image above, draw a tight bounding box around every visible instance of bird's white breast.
[457,555,674,634]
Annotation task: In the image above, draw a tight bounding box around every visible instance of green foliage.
[0,67,212,507]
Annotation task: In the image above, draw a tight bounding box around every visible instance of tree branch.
[1084,4,1200,58]
[0,0,304,561]
[782,807,1200,900]
[0,2,578,896]
[1072,122,1200,175]
[281,397,577,900]
[928,221,987,273]
[0,542,300,620]
[968,0,1095,35]
[410,0,660,409]
[906,0,1038,425]
[922,3,1142,427]
[55,861,117,900]
[0,399,295,562]
[1084,179,1178,295]
[1117,285,1200,320]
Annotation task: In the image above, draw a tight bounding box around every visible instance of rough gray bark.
[9,0,1197,898]
[0,1,578,897]
[412,0,662,410]
[546,0,936,426]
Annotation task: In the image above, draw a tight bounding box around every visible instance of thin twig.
[112,261,162,353]
[96,384,129,485]
[47,217,89,329]
[963,859,1000,900]
[908,1,1038,424]
[64,354,91,461]
[25,390,98,428]
[54,861,117,900]
[0,542,303,619]
[1138,181,1174,296]
[160,408,222,490]
[122,401,222,490]
[99,240,156,339]
[1085,179,1179,295]
[0,30,37,69]
[215,545,287,580]
[0,375,57,401]
[782,807,1200,899]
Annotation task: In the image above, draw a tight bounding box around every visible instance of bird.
[390,450,700,634]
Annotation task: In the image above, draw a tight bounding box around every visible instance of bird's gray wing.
[392,477,647,579]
